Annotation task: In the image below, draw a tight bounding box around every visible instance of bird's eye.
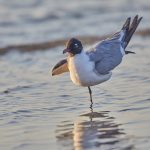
[74,43,78,48]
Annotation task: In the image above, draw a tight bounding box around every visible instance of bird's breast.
[68,52,111,87]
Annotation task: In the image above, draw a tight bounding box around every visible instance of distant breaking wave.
[0,28,149,55]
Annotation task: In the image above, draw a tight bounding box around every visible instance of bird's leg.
[88,86,93,104]
[90,101,93,114]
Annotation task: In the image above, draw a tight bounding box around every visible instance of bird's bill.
[63,48,70,54]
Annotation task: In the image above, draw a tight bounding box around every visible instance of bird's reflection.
[55,105,134,150]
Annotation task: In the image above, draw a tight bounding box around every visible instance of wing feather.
[87,35,123,74]
[52,59,69,76]
[87,15,142,74]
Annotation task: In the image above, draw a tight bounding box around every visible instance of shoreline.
[0,28,150,55]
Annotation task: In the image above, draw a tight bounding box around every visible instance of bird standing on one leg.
[88,86,93,104]
[52,15,142,104]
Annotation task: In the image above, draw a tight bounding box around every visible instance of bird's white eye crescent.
[74,43,78,47]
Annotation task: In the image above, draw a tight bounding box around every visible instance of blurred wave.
[0,28,150,55]
[0,0,150,47]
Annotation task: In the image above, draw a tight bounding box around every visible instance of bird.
[51,15,142,104]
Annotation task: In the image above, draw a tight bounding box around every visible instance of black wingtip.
[123,15,143,49]
[122,17,131,30]
[125,51,136,54]
[51,67,57,76]
[138,16,143,23]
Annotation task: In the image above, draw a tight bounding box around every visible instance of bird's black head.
[63,38,83,56]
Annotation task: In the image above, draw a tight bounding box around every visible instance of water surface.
[0,0,150,150]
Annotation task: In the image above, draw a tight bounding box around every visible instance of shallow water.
[0,0,150,150]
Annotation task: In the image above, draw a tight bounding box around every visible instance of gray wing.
[87,32,124,74]
[86,15,142,75]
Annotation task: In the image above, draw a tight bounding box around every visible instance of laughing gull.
[52,15,142,104]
